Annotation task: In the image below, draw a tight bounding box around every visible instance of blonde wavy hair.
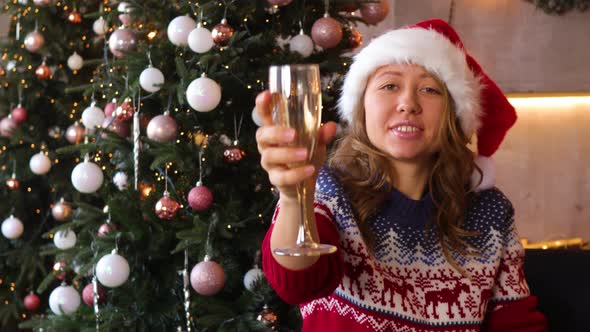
[328,73,481,272]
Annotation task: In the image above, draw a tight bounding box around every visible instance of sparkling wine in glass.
[269,64,338,256]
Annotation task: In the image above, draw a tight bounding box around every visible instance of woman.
[256,19,547,332]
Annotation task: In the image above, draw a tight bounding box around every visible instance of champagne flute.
[269,64,338,257]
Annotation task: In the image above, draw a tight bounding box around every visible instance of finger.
[268,165,315,187]
[318,121,338,146]
[260,147,308,170]
[256,126,295,148]
[255,91,273,126]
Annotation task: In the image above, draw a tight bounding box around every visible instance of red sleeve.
[261,203,344,305]
[482,296,547,332]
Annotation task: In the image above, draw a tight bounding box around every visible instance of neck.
[391,159,431,200]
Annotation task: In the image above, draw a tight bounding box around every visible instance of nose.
[396,91,421,115]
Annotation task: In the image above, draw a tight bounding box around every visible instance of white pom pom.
[471,155,496,191]
[113,172,129,191]
[243,267,264,291]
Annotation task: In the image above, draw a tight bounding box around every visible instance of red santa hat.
[337,18,516,191]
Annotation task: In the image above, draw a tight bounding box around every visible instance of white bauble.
[93,17,108,35]
[186,75,221,112]
[81,102,105,132]
[117,1,132,13]
[290,32,314,58]
[71,161,104,194]
[29,152,52,175]
[167,15,196,47]
[139,66,165,93]
[1,215,24,240]
[188,25,214,53]
[67,52,83,70]
[251,106,264,127]
[96,250,130,288]
[53,229,77,250]
[112,171,129,191]
[49,284,80,315]
[243,267,264,291]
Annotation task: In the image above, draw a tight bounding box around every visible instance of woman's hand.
[255,90,337,202]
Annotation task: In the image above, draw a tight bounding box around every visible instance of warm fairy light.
[147,30,158,40]
[27,187,31,192]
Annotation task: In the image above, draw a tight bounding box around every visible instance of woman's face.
[363,63,446,166]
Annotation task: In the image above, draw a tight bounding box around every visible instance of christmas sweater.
[262,167,547,332]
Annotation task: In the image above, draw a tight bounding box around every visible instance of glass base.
[273,243,338,257]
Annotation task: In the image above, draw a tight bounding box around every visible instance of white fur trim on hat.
[338,27,482,136]
[471,155,496,191]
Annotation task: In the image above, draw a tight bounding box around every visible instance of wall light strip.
[507,92,590,108]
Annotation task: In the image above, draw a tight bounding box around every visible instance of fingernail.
[284,129,295,141]
[295,149,307,159]
[304,165,315,176]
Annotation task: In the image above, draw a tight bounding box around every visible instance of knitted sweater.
[262,167,547,332]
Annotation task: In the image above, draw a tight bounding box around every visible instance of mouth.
[390,123,424,139]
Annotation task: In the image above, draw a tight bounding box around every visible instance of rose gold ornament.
[108,27,137,58]
[347,28,362,50]
[257,304,279,330]
[65,122,85,144]
[0,116,17,138]
[360,0,390,25]
[155,191,180,220]
[97,223,117,238]
[52,198,73,222]
[104,99,117,117]
[211,18,234,46]
[33,0,53,5]
[146,113,178,143]
[6,176,19,190]
[24,30,45,53]
[67,10,83,24]
[35,61,52,80]
[114,98,134,122]
[223,141,245,164]
[101,116,131,138]
[53,260,68,280]
[311,15,343,49]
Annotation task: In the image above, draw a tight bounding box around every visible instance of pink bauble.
[104,101,117,117]
[65,123,85,144]
[146,114,178,143]
[154,192,180,220]
[101,116,130,138]
[52,200,73,221]
[97,223,117,238]
[108,28,137,58]
[311,16,343,49]
[82,283,107,306]
[11,105,28,124]
[53,260,68,281]
[190,260,225,296]
[223,144,245,164]
[188,185,213,212]
[267,0,293,6]
[360,0,390,25]
[0,117,17,138]
[24,292,41,311]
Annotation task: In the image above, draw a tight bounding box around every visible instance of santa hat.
[337,19,516,191]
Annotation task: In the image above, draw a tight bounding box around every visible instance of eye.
[381,83,398,91]
[421,86,442,95]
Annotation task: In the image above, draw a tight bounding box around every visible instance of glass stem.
[295,181,313,247]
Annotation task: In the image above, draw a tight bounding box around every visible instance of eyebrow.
[374,70,434,80]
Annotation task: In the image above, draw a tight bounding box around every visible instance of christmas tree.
[0,0,389,331]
